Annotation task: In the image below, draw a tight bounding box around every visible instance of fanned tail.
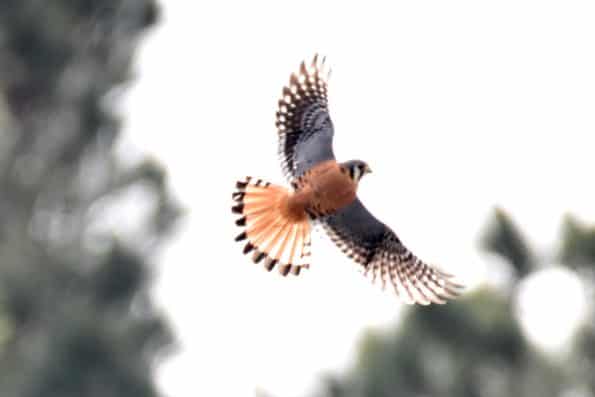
[232,177,311,276]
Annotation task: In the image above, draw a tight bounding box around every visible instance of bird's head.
[342,160,372,183]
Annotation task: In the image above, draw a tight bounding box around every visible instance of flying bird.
[232,55,462,304]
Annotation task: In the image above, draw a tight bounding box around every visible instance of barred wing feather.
[322,199,463,305]
[276,55,335,182]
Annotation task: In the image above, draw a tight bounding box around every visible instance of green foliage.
[0,2,180,397]
[312,208,595,397]
[559,215,595,268]
[480,207,535,277]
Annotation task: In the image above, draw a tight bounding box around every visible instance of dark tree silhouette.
[0,1,180,396]
[480,207,535,277]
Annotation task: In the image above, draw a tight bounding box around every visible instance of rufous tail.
[232,177,311,276]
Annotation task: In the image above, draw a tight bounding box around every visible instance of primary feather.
[276,54,335,182]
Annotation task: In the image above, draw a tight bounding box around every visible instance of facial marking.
[352,165,361,181]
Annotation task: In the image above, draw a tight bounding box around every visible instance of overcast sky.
[121,1,595,396]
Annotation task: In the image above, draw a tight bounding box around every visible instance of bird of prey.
[232,55,462,304]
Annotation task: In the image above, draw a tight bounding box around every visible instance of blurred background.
[1,1,595,397]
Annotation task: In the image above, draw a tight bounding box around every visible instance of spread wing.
[322,199,463,305]
[276,55,335,182]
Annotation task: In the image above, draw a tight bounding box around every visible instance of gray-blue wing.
[276,55,335,182]
[322,199,463,305]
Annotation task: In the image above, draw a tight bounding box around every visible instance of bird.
[231,55,463,305]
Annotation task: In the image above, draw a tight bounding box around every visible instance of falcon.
[232,55,463,304]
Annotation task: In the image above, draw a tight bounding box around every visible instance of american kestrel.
[232,55,462,304]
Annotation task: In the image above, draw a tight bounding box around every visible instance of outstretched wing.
[322,199,463,305]
[276,55,335,182]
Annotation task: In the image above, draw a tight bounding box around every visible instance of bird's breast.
[297,160,357,217]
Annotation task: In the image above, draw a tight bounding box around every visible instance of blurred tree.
[0,1,180,397]
[560,215,595,394]
[560,214,595,268]
[480,207,535,277]
[310,208,595,397]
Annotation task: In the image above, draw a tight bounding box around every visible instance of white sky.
[121,1,595,396]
